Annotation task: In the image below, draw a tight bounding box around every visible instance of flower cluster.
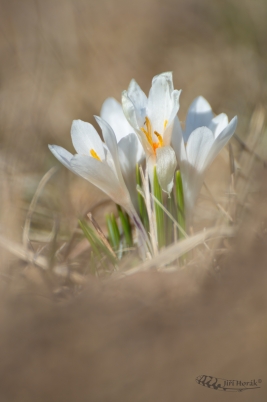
[49,72,237,254]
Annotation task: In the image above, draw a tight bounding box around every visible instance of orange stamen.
[90,149,101,160]
[141,117,165,154]
[154,131,163,147]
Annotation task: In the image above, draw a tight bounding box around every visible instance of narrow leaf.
[175,170,186,239]
[117,205,133,248]
[136,164,149,232]
[153,167,165,249]
[79,219,117,264]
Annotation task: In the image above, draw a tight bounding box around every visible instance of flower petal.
[182,127,215,216]
[171,116,186,165]
[95,116,126,187]
[184,96,214,142]
[163,89,182,146]
[70,154,131,208]
[118,133,145,173]
[185,126,215,173]
[71,120,105,160]
[118,133,145,209]
[147,72,176,134]
[156,146,177,194]
[121,90,140,131]
[100,97,133,142]
[152,71,174,92]
[122,90,152,156]
[180,161,204,224]
[48,145,75,172]
[127,79,147,126]
[203,116,238,170]
[208,113,229,138]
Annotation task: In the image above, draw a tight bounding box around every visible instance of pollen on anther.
[90,149,101,160]
[154,131,163,147]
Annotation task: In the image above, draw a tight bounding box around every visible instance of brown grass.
[0,0,267,400]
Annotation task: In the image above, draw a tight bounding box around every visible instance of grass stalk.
[153,167,165,249]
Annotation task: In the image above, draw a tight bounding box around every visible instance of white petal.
[185,126,215,173]
[208,113,229,138]
[100,97,133,142]
[180,162,204,224]
[118,133,145,173]
[163,89,182,146]
[71,120,105,160]
[118,133,145,210]
[95,116,126,186]
[184,96,214,142]
[147,72,176,134]
[151,71,174,92]
[127,79,147,126]
[156,146,177,194]
[171,116,186,165]
[182,126,214,216]
[203,116,238,170]
[48,145,75,172]
[122,91,153,156]
[121,90,140,131]
[70,155,131,208]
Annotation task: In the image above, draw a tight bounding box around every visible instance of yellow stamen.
[141,116,165,154]
[141,117,153,148]
[90,149,101,160]
[164,119,168,129]
[154,131,163,147]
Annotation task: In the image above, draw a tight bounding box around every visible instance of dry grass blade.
[203,182,234,223]
[115,226,235,278]
[236,106,265,207]
[0,234,48,270]
[87,213,116,258]
[22,166,58,249]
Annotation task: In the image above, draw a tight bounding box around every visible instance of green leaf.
[153,167,165,249]
[136,164,149,232]
[175,170,186,240]
[79,219,116,265]
[117,205,133,248]
[106,213,120,251]
[165,193,177,246]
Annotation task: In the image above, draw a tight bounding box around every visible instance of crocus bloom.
[100,97,145,210]
[122,72,181,194]
[49,118,139,220]
[172,96,238,223]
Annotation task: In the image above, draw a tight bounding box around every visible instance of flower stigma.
[141,117,167,153]
[90,149,101,160]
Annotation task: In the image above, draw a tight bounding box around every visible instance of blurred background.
[0,1,267,401]
[1,0,267,219]
[0,0,267,263]
[1,0,267,169]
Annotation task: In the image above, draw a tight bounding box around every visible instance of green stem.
[175,170,186,240]
[117,205,133,248]
[153,167,165,249]
[136,164,149,232]
[106,213,120,251]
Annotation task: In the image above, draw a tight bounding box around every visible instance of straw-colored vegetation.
[0,1,267,401]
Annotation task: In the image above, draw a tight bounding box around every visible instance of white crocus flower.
[48,118,149,247]
[100,97,145,210]
[172,96,238,223]
[122,72,181,194]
